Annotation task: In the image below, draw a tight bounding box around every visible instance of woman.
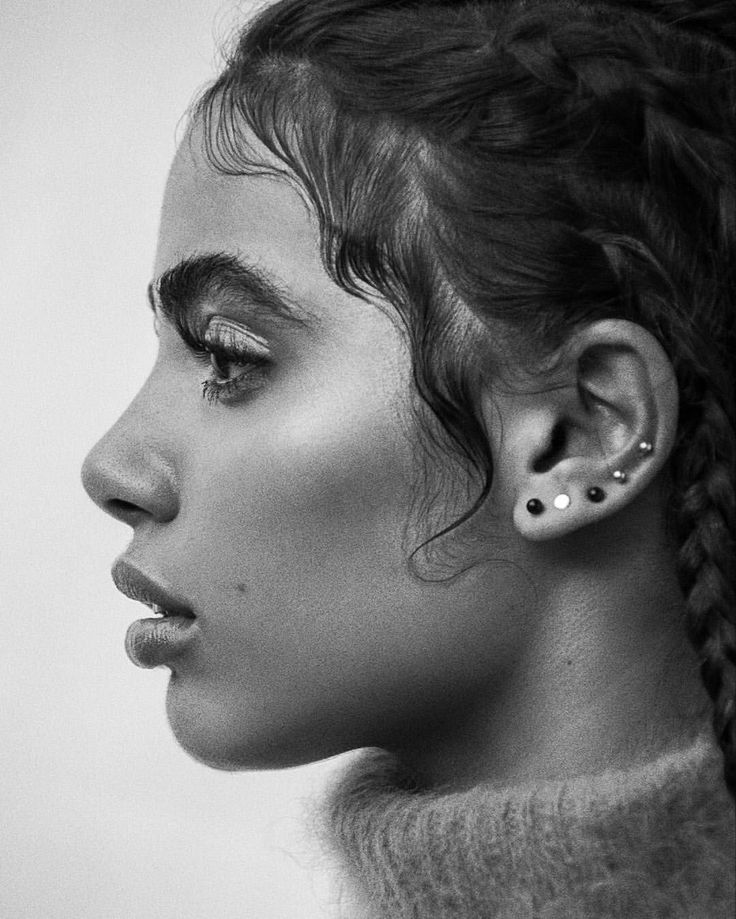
[82,0,736,915]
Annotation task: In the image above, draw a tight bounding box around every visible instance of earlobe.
[488,320,679,542]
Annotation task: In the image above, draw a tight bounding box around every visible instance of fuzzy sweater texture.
[321,733,735,918]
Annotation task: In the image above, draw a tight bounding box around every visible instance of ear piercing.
[527,487,604,515]
[526,488,607,515]
[525,438,653,516]
[526,493,572,515]
[613,439,653,484]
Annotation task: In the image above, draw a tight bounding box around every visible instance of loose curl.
[192,0,736,797]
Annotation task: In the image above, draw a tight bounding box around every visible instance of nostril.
[105,498,145,523]
[108,498,138,513]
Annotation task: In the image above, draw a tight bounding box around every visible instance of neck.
[393,501,710,791]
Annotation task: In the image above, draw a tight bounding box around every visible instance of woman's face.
[82,128,528,770]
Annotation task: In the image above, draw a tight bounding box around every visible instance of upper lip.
[111,557,195,617]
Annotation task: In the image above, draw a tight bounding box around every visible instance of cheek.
[187,353,419,566]
[174,358,426,681]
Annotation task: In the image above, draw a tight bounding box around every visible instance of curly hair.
[192,0,736,797]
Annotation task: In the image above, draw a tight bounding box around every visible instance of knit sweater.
[321,733,735,918]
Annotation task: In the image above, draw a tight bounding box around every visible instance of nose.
[81,383,180,527]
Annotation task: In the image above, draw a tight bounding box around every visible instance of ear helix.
[525,440,654,516]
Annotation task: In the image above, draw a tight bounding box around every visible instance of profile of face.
[82,125,533,772]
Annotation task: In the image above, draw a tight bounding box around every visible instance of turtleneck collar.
[320,732,735,918]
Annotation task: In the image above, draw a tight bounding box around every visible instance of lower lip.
[125,616,197,669]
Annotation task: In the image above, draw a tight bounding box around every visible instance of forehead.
[153,121,410,365]
[154,125,322,293]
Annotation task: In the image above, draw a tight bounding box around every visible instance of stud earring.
[612,469,627,484]
[587,486,606,503]
[553,493,571,510]
[526,498,545,515]
[638,440,654,455]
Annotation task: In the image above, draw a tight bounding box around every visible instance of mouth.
[112,558,198,669]
[111,557,196,620]
[145,602,196,619]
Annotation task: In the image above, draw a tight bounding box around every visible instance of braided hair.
[193,0,736,797]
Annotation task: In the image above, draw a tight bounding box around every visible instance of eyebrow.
[147,253,312,335]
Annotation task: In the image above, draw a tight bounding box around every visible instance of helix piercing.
[611,440,652,485]
[587,486,606,503]
[526,498,545,516]
[553,493,571,510]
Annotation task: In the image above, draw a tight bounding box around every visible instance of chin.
[164,679,352,771]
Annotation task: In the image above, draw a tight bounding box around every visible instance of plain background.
[1,2,343,916]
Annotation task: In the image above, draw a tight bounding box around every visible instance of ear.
[483,320,679,541]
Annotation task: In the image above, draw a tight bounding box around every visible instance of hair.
[191,0,736,797]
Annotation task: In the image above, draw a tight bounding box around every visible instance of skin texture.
[82,126,710,788]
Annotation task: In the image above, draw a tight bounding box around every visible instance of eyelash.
[200,349,269,405]
[163,311,271,406]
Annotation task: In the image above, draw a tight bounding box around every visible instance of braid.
[600,0,736,48]
[672,385,736,797]
[604,1,736,799]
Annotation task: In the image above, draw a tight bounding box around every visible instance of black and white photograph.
[2,1,735,917]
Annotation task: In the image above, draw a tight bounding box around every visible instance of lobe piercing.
[587,486,606,503]
[638,440,653,455]
[612,469,627,483]
[553,493,571,510]
[526,498,545,516]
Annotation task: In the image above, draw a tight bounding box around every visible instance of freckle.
[565,659,572,666]
[235,583,247,593]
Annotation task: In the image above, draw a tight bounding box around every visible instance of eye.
[200,316,272,405]
[209,349,242,383]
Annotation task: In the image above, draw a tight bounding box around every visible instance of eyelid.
[203,316,271,359]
